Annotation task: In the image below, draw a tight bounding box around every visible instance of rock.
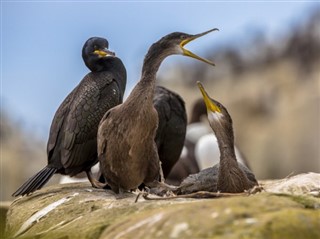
[5,173,320,239]
[261,172,320,196]
[0,201,11,238]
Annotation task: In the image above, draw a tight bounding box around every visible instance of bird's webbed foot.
[145,181,178,196]
[86,170,108,189]
[247,185,264,194]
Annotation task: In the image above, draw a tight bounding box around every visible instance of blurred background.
[1,2,319,201]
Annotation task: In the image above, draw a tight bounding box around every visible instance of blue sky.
[1,1,318,139]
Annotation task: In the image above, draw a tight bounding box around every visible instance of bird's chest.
[129,104,158,137]
[98,84,121,111]
[120,105,158,160]
[217,159,249,193]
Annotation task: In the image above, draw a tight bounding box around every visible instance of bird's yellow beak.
[197,81,221,113]
[93,49,115,58]
[180,28,218,66]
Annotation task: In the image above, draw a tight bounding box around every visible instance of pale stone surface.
[5,173,320,239]
[261,172,320,196]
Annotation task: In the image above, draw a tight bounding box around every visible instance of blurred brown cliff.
[0,113,59,201]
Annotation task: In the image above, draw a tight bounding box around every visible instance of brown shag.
[176,82,258,194]
[97,29,218,193]
[97,85,187,187]
[167,98,251,185]
[12,37,126,197]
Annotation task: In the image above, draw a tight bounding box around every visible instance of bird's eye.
[180,35,187,40]
[94,45,98,50]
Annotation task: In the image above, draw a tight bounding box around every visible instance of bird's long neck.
[141,42,169,81]
[215,120,251,193]
[214,124,237,162]
[126,43,169,104]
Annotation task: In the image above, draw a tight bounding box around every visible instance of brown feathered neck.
[126,40,175,105]
[212,111,251,193]
[141,40,174,80]
[208,111,236,162]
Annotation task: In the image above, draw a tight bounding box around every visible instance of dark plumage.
[176,82,258,194]
[154,86,187,178]
[165,139,200,186]
[166,99,205,185]
[98,29,217,193]
[189,98,208,123]
[12,37,126,197]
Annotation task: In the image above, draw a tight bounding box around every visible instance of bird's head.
[82,37,116,71]
[197,81,233,134]
[155,28,218,66]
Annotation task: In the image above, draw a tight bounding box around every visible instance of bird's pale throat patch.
[206,101,221,114]
[208,111,223,122]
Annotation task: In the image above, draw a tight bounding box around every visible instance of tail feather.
[12,167,57,197]
[26,168,55,194]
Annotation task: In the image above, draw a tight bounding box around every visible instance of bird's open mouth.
[180,28,218,66]
[93,49,115,58]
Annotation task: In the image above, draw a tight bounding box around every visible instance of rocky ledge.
[4,172,320,239]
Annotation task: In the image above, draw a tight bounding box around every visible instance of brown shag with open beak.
[97,29,218,193]
[176,82,258,194]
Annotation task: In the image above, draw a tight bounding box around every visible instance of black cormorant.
[166,99,207,185]
[12,37,126,197]
[154,86,187,178]
[97,29,217,193]
[176,82,258,194]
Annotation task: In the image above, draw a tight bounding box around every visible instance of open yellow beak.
[93,49,115,58]
[197,81,221,113]
[180,28,218,66]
